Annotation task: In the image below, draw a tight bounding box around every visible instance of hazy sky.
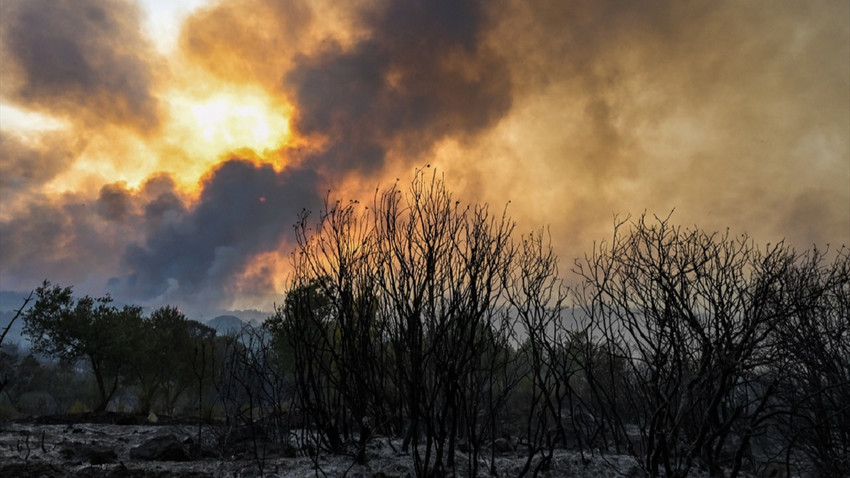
[1,0,848,314]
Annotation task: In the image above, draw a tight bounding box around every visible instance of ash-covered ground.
[0,414,647,477]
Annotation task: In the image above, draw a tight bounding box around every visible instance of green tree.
[155,307,216,414]
[22,281,143,412]
[128,305,215,414]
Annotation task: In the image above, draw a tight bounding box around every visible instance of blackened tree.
[270,192,387,462]
[572,214,801,478]
[769,246,849,477]
[372,171,518,477]
[269,170,524,476]
[504,229,583,476]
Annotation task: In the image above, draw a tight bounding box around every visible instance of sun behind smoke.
[172,90,289,154]
[162,86,293,183]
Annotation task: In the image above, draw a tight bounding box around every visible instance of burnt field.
[0,413,641,478]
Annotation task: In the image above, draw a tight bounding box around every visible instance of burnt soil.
[0,413,639,477]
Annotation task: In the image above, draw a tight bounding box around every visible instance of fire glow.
[170,90,292,159]
[0,0,846,315]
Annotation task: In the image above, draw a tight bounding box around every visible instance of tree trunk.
[90,355,118,413]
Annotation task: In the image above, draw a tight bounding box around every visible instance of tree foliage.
[21,282,217,415]
[128,305,216,414]
[23,281,143,412]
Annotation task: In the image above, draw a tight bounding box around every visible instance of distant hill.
[205,315,247,334]
[204,308,270,323]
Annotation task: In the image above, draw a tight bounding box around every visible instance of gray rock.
[493,437,514,453]
[129,433,190,461]
[58,444,118,465]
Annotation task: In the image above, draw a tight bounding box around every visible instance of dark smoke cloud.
[0,132,83,203]
[285,0,512,172]
[0,193,132,294]
[139,174,187,230]
[1,0,845,314]
[95,182,133,222]
[179,0,312,89]
[0,0,160,132]
[99,0,515,308]
[1,159,319,309]
[117,160,320,306]
[476,0,849,250]
[96,0,513,308]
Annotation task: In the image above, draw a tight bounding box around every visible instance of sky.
[1,0,848,316]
